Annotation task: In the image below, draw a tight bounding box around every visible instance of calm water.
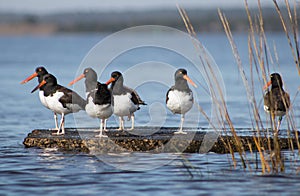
[1,31,300,195]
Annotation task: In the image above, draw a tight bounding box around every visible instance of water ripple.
[0,33,300,195]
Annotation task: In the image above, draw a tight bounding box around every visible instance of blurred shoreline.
[0,7,296,35]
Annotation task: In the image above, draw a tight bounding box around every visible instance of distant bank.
[0,7,295,35]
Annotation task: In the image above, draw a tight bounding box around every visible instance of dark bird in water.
[263,73,290,131]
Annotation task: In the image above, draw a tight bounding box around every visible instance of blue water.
[1,32,300,195]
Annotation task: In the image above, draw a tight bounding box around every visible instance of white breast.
[113,93,138,117]
[85,97,113,119]
[46,91,73,115]
[39,90,49,109]
[167,90,193,114]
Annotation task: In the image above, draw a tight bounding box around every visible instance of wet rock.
[23,127,299,154]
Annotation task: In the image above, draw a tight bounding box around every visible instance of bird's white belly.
[46,92,74,115]
[113,94,138,117]
[167,90,193,114]
[85,97,113,119]
[39,91,50,109]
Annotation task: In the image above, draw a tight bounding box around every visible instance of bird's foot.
[95,134,108,138]
[50,128,59,131]
[116,127,124,131]
[103,129,109,132]
[174,130,187,135]
[52,132,64,136]
[126,128,134,131]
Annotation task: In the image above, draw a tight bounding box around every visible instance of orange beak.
[20,72,38,84]
[31,80,47,93]
[263,80,272,90]
[68,74,85,86]
[106,77,116,85]
[183,75,197,88]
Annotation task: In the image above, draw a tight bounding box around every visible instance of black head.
[173,68,197,90]
[35,67,48,78]
[175,68,188,79]
[31,74,57,93]
[82,68,98,92]
[83,68,97,81]
[270,73,283,89]
[69,67,98,92]
[106,71,123,89]
[111,71,122,81]
[42,74,57,86]
[21,66,49,85]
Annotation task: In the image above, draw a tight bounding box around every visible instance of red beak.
[20,72,38,84]
[31,80,47,93]
[68,74,85,86]
[106,77,115,85]
[183,75,197,87]
[263,80,272,90]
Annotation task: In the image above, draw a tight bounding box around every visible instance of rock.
[23,127,299,154]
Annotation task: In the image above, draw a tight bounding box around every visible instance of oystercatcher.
[263,73,290,131]
[69,68,113,137]
[20,66,59,130]
[106,71,146,130]
[32,74,86,135]
[166,69,197,134]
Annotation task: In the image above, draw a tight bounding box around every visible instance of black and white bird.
[166,69,197,134]
[263,73,290,131]
[106,71,146,130]
[21,66,59,130]
[32,74,86,135]
[69,68,113,137]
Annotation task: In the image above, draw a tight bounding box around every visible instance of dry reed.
[178,0,299,174]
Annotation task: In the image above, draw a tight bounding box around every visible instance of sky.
[0,0,288,14]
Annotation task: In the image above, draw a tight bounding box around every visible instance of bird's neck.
[271,85,283,91]
[175,79,190,92]
[111,79,124,95]
[85,80,97,93]
[43,83,57,96]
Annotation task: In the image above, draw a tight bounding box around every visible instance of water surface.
[0,32,299,195]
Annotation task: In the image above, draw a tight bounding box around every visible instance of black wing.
[57,85,86,109]
[264,89,290,113]
[124,86,146,106]
[263,91,271,111]
[166,86,175,104]
[93,84,112,105]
